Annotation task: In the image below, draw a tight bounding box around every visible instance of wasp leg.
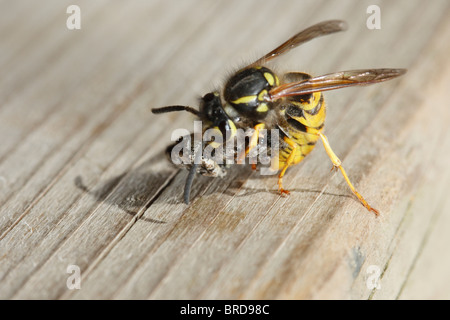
[237,123,265,165]
[277,136,298,195]
[318,132,379,216]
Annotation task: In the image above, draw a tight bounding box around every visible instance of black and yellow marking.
[224,66,278,119]
[263,71,280,87]
[276,91,325,171]
[208,119,237,149]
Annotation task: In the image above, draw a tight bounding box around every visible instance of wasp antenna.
[184,163,198,204]
[151,105,200,116]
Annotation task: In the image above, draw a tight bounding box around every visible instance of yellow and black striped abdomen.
[277,91,326,168]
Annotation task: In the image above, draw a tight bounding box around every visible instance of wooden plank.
[0,0,449,300]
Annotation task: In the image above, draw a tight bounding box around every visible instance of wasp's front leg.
[237,123,266,166]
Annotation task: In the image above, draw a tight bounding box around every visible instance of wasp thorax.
[224,66,279,120]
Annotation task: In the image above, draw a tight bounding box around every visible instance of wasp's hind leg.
[318,132,379,216]
[277,136,299,196]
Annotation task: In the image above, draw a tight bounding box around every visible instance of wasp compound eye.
[200,92,222,119]
[203,92,215,102]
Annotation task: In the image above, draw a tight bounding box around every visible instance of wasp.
[152,20,406,215]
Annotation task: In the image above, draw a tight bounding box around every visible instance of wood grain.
[0,0,449,300]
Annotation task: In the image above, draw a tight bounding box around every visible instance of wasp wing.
[250,20,348,66]
[269,68,407,100]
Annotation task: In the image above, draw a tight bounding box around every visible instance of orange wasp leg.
[318,132,379,216]
[277,136,298,195]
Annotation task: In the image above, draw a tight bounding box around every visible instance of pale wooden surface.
[0,0,449,300]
